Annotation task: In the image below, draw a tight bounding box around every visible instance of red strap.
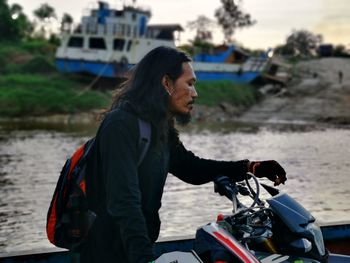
[47,193,58,243]
[68,144,85,178]
[79,179,86,194]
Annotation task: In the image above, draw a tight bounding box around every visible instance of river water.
[0,121,349,253]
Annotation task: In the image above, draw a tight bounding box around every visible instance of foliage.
[9,3,34,39]
[177,44,194,56]
[14,13,34,39]
[33,3,56,21]
[215,0,256,43]
[33,3,57,38]
[61,13,74,32]
[184,15,217,56]
[195,80,258,107]
[277,29,323,57]
[0,41,109,117]
[0,40,58,74]
[0,0,20,41]
[333,45,350,57]
[187,15,215,43]
[0,0,34,41]
[274,44,295,57]
[20,56,57,73]
[48,33,61,45]
[20,39,57,55]
[178,42,215,58]
[0,74,110,116]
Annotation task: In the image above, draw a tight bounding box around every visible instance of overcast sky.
[8,0,350,49]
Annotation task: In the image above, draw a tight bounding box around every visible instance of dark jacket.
[80,106,249,263]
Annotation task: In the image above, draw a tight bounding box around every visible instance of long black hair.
[108,46,192,144]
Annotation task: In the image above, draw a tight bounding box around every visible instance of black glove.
[249,160,287,186]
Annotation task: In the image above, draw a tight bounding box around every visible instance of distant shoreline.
[1,103,350,130]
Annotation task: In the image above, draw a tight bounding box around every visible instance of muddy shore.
[195,57,350,127]
[236,58,350,126]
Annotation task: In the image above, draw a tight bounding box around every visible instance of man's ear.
[161,75,172,95]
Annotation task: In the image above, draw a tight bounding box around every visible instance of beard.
[174,112,192,126]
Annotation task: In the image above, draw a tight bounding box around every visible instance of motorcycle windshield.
[267,192,315,233]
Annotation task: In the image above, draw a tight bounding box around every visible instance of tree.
[61,13,73,32]
[285,29,323,57]
[10,3,34,39]
[333,44,349,57]
[215,0,256,43]
[33,3,57,38]
[0,0,19,41]
[9,3,22,15]
[187,15,215,43]
[33,3,56,21]
[274,44,295,57]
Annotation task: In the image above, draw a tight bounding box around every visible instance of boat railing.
[66,22,140,38]
[245,57,268,72]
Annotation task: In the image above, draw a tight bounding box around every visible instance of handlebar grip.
[214,176,236,201]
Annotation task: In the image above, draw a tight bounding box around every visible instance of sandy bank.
[235,58,350,126]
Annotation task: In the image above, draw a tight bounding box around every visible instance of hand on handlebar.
[248,160,287,186]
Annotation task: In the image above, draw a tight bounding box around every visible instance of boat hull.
[56,58,261,84]
[1,223,349,262]
[195,71,260,83]
[55,59,132,78]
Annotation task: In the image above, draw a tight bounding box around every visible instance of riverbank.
[237,57,350,126]
[0,41,111,116]
[192,57,350,127]
[1,40,350,127]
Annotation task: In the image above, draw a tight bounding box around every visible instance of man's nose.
[191,87,198,98]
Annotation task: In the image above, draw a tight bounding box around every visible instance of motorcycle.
[156,173,332,263]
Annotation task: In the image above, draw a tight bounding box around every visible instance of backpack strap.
[137,118,151,166]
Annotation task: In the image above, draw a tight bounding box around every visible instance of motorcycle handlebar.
[214,174,263,210]
[214,176,238,201]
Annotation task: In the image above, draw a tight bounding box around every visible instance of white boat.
[55,1,289,85]
[56,1,181,78]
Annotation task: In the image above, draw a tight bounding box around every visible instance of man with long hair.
[80,46,287,262]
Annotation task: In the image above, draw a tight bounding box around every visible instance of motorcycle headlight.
[306,223,326,256]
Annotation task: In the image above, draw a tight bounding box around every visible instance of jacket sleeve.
[169,141,249,185]
[98,117,155,263]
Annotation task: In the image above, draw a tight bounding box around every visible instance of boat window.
[133,26,137,37]
[115,10,123,17]
[232,51,248,63]
[114,39,125,51]
[67,37,84,48]
[126,25,131,37]
[89,37,106,50]
[121,24,125,36]
[126,40,132,51]
[115,24,121,36]
[132,13,137,21]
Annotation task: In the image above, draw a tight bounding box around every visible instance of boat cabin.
[55,1,182,78]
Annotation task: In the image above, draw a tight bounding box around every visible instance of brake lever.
[237,184,250,196]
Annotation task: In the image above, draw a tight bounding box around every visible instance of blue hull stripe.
[55,59,132,78]
[195,71,260,83]
[56,59,260,83]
